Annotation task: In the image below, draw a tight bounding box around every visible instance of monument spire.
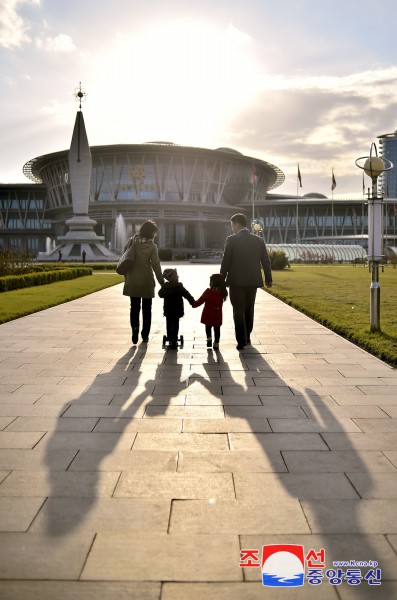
[40,84,118,262]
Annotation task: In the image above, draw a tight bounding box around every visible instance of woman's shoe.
[132,328,139,344]
[206,337,212,348]
[213,342,219,350]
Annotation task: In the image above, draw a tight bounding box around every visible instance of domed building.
[21,141,284,255]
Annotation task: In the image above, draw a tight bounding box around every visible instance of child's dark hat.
[163,268,176,281]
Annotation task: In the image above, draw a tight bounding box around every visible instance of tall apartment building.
[378,128,397,198]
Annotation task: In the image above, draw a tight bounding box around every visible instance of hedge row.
[0,267,93,292]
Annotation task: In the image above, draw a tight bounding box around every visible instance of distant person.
[193,273,228,350]
[158,268,195,349]
[122,220,164,344]
[58,250,62,262]
[82,250,86,264]
[220,213,272,350]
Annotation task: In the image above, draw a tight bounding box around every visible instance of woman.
[123,220,164,344]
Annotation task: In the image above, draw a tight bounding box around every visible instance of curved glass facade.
[267,243,367,262]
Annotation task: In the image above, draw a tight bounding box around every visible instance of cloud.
[36,33,76,53]
[223,66,397,195]
[0,0,40,48]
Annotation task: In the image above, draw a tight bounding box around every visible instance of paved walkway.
[0,264,396,599]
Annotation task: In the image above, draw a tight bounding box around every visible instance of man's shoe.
[236,344,245,350]
[132,328,139,344]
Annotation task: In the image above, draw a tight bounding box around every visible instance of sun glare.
[87,20,261,146]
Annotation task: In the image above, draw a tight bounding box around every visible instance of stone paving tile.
[5,416,98,432]
[301,499,397,534]
[182,418,271,433]
[0,405,70,417]
[0,393,43,405]
[229,432,328,451]
[304,405,390,418]
[169,498,310,534]
[387,533,397,554]
[178,450,287,473]
[30,497,170,535]
[0,497,45,531]
[4,375,65,386]
[144,406,225,418]
[61,405,145,418]
[381,406,397,418]
[345,472,397,498]
[353,419,397,433]
[234,472,359,500]
[133,432,229,451]
[162,582,339,599]
[331,393,397,406]
[34,431,136,451]
[0,470,120,497]
[225,406,306,418]
[358,386,397,395]
[0,532,94,579]
[0,385,23,393]
[36,393,113,405]
[114,472,234,500]
[0,449,77,471]
[94,417,183,432]
[0,416,16,430]
[0,432,45,449]
[68,449,178,472]
[185,395,263,405]
[283,450,397,472]
[0,581,161,599]
[81,532,241,581]
[338,582,397,600]
[269,418,361,432]
[260,394,339,407]
[322,432,397,450]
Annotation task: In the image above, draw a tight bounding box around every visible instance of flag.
[331,169,336,191]
[298,164,302,188]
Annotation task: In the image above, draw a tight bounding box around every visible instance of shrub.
[158,249,173,261]
[268,250,289,270]
[0,267,92,292]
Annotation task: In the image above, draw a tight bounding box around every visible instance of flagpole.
[331,168,335,239]
[296,164,300,243]
[252,158,255,224]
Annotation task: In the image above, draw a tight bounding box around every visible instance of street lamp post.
[251,219,263,236]
[355,143,393,332]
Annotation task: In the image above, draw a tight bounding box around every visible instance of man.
[220,213,273,350]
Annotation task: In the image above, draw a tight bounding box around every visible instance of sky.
[1,0,397,198]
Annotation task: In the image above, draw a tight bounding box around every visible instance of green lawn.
[0,273,123,324]
[265,265,397,366]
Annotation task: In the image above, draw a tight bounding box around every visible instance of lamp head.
[363,156,384,179]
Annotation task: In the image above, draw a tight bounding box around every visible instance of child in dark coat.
[193,273,228,350]
[158,268,195,349]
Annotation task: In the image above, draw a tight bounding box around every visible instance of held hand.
[265,281,273,288]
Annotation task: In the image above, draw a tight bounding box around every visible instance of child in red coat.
[193,273,228,350]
